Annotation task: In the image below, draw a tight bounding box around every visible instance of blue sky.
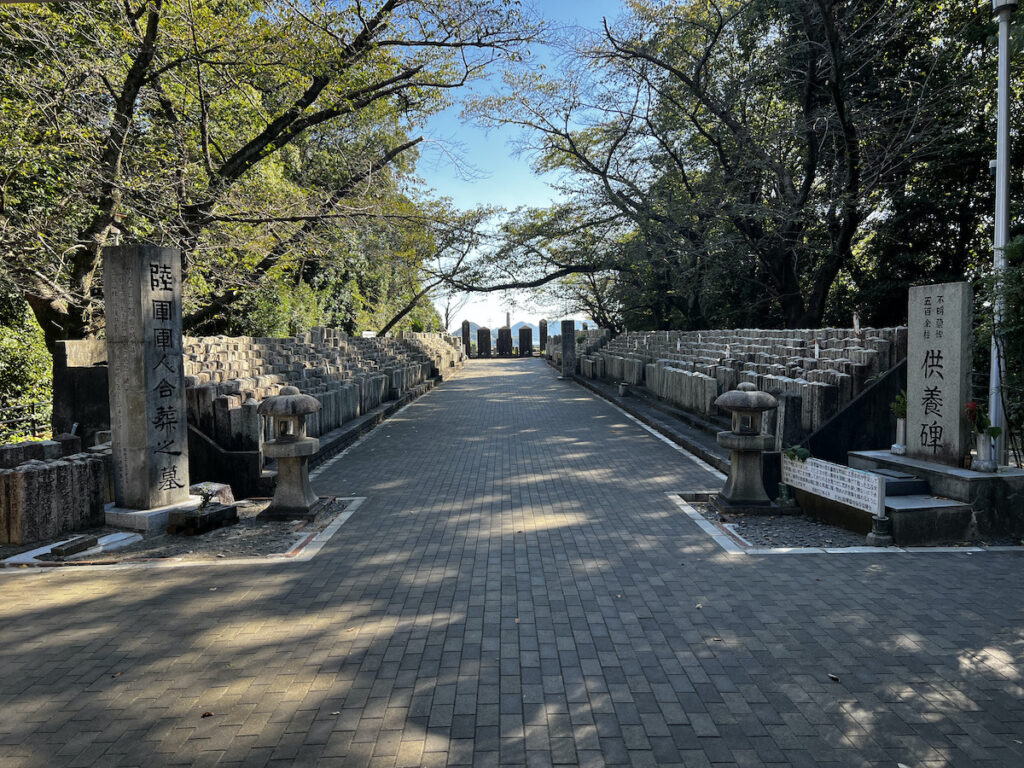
[420,0,625,330]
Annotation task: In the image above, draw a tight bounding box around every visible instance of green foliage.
[981,236,1024,457]
[0,300,52,441]
[0,0,538,346]
[470,0,1016,333]
[784,447,811,462]
[890,390,908,420]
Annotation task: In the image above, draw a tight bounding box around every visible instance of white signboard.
[781,456,884,517]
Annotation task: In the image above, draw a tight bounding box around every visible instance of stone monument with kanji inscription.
[104,245,190,509]
[906,281,971,467]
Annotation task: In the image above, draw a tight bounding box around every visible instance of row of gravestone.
[563,327,904,435]
[462,326,537,357]
[182,330,463,452]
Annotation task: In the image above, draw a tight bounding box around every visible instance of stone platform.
[850,450,1024,538]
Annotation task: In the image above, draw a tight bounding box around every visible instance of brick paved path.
[2,358,1023,767]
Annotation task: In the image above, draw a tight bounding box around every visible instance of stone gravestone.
[496,327,513,357]
[477,327,491,358]
[560,320,576,378]
[539,319,547,352]
[518,327,533,357]
[461,320,471,357]
[104,245,190,508]
[907,282,971,467]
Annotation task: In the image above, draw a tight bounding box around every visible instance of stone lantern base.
[709,494,776,517]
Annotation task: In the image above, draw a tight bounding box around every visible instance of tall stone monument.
[477,327,491,358]
[104,245,190,508]
[907,282,972,467]
[518,327,533,356]
[461,320,471,356]
[539,319,548,352]
[497,327,513,357]
[560,320,576,379]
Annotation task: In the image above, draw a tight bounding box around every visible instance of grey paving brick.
[2,359,1023,768]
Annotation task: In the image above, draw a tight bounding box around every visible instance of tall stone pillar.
[560,320,576,379]
[907,282,972,466]
[477,327,491,358]
[461,320,471,357]
[497,327,513,357]
[539,319,548,352]
[519,327,533,356]
[104,245,190,509]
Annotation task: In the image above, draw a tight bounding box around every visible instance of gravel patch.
[691,500,1022,549]
[3,498,349,564]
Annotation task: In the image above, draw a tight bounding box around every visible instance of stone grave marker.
[906,282,971,466]
[539,319,548,352]
[104,245,190,509]
[497,327,513,357]
[560,320,576,378]
[461,320,471,356]
[518,327,533,356]
[477,327,491,358]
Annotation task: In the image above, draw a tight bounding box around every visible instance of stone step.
[868,468,930,496]
[884,494,974,545]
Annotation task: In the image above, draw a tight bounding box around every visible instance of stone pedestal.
[477,327,491,358]
[539,319,548,352]
[103,245,189,509]
[519,327,533,356]
[907,282,971,466]
[265,440,319,516]
[560,320,576,378]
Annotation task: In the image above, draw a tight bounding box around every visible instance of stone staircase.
[867,468,973,545]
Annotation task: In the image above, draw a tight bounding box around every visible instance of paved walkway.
[2,358,1023,767]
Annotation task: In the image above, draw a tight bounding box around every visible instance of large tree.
[0,0,537,347]
[462,0,1009,330]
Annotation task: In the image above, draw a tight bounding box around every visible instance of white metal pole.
[990,1,1015,463]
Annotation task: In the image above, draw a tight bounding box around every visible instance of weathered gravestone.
[519,327,533,356]
[560,320,576,378]
[907,282,971,467]
[477,327,491,358]
[104,245,190,509]
[497,327,513,357]
[539,319,548,352]
[461,320,471,356]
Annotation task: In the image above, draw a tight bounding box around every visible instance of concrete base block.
[106,495,203,535]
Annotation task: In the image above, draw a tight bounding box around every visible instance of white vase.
[891,418,907,455]
[973,433,998,473]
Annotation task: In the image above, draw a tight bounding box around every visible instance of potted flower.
[890,390,907,455]
[964,400,1002,473]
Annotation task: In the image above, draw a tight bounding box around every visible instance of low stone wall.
[0,439,107,545]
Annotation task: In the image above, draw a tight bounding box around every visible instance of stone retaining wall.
[0,439,107,545]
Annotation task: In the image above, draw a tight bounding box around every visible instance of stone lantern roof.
[714,382,778,415]
[257,385,321,418]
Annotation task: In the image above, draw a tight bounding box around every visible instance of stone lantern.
[712,382,778,513]
[257,386,322,519]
